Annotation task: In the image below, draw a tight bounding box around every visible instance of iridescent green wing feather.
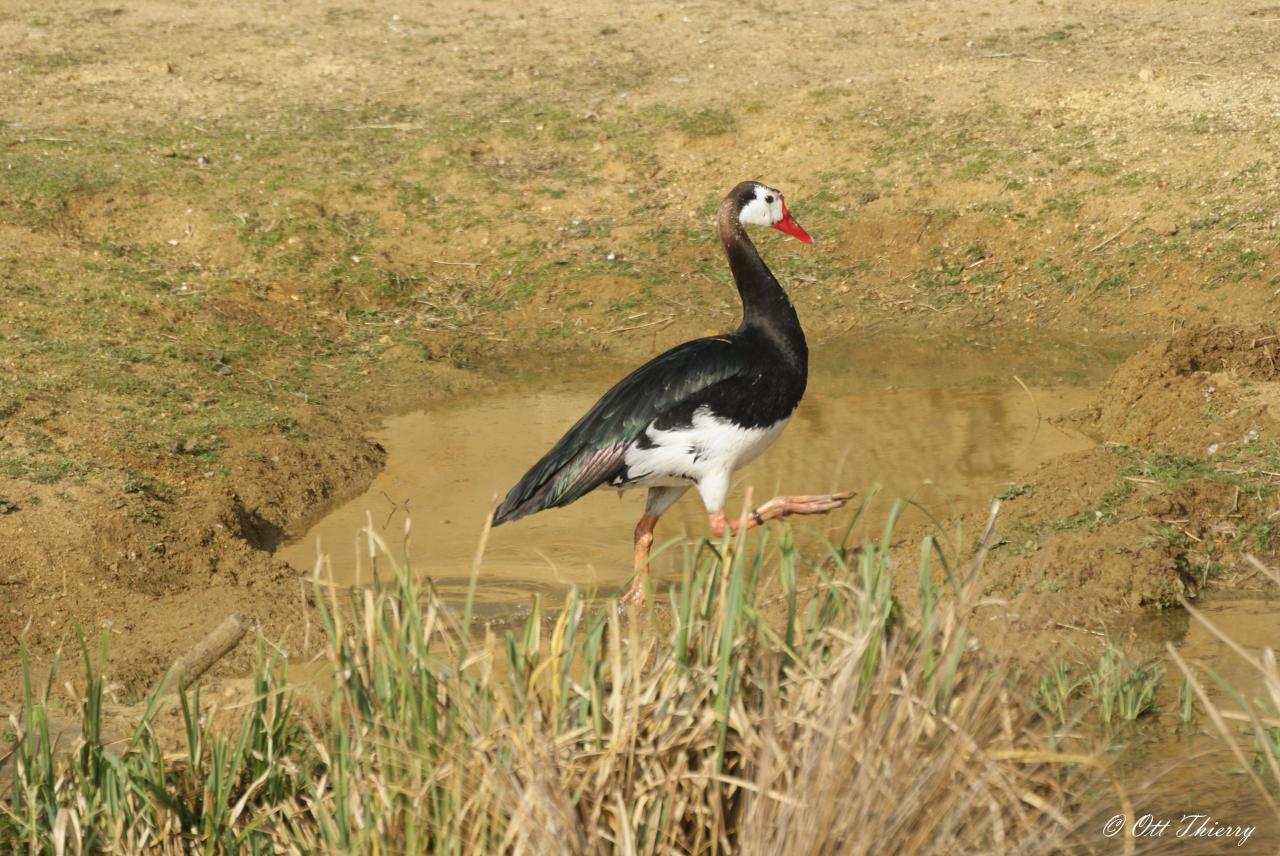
[492,336,745,524]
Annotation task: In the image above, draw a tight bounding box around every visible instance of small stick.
[1088,217,1143,254]
[657,294,730,316]
[608,316,674,334]
[346,123,423,131]
[160,614,252,691]
[1054,621,1106,638]
[981,53,1056,64]
[1012,374,1041,449]
[427,258,488,267]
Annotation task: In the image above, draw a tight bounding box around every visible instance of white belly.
[619,406,790,511]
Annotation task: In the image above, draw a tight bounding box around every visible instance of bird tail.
[492,443,624,527]
[491,477,558,527]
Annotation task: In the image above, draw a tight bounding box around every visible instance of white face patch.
[738,183,785,228]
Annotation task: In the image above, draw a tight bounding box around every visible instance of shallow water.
[1121,592,1280,851]
[278,332,1132,603]
[1174,594,1280,707]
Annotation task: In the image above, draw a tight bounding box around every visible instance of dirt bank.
[939,324,1280,656]
[3,0,1280,698]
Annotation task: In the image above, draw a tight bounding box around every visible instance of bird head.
[736,182,814,244]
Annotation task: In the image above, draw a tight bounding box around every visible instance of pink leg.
[707,492,854,538]
[620,512,659,607]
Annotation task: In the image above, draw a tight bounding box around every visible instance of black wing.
[492,336,749,525]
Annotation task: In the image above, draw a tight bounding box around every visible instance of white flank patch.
[620,406,789,512]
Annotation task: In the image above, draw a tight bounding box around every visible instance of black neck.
[722,225,807,361]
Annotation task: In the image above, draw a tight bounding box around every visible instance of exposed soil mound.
[1088,323,1280,454]
[0,419,386,699]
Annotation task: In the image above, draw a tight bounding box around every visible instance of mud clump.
[0,430,387,700]
[1087,323,1280,454]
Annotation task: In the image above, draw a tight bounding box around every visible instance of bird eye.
[765,194,775,204]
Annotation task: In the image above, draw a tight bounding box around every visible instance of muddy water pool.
[278,332,1133,604]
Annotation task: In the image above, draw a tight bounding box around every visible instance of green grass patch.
[1048,479,1134,532]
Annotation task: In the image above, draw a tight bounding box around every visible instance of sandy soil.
[1,0,1279,701]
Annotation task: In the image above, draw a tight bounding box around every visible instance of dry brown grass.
[3,503,1123,852]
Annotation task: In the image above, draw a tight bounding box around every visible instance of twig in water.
[381,491,410,530]
[1012,374,1042,450]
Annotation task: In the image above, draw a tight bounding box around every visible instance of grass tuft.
[3,511,1115,852]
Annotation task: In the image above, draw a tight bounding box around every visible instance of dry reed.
[2,499,1120,853]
